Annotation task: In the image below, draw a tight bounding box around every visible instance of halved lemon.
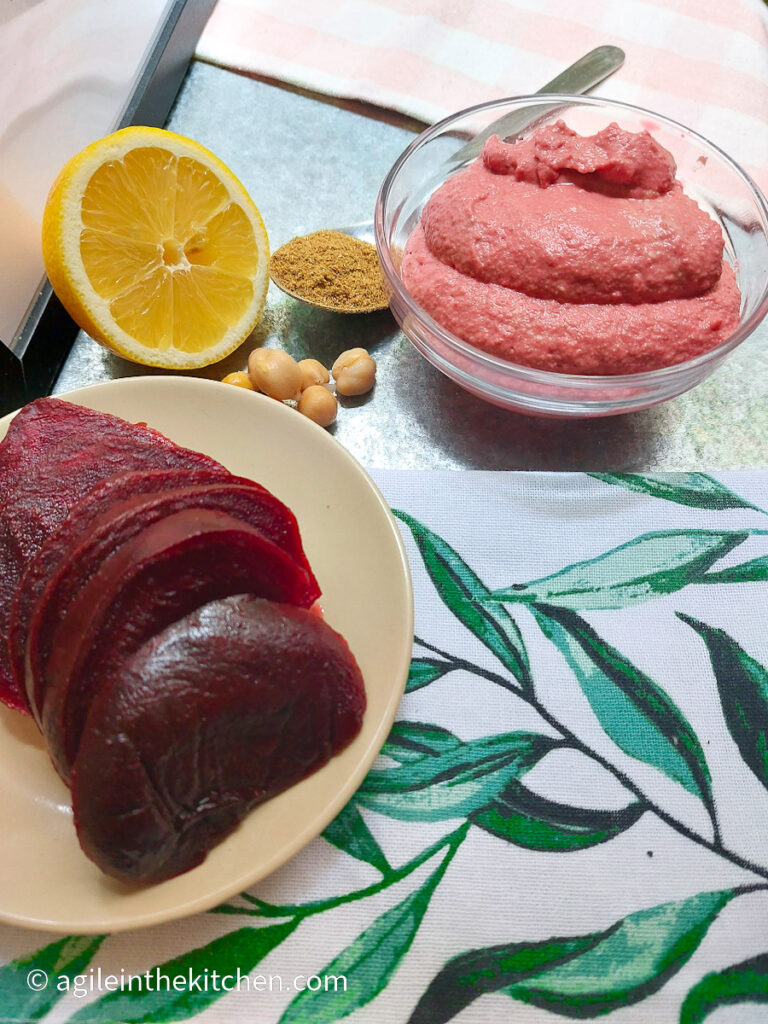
[42,126,269,369]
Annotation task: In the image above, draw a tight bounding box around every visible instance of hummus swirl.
[401,122,741,375]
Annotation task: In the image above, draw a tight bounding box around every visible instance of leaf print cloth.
[3,470,768,1024]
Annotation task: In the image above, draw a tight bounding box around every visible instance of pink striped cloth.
[197,0,768,194]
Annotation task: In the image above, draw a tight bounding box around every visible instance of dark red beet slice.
[38,510,320,782]
[0,398,226,710]
[9,469,229,699]
[17,471,317,717]
[72,595,366,883]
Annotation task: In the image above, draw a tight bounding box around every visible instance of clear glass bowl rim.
[374,92,768,390]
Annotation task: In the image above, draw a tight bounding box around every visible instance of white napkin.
[3,470,768,1023]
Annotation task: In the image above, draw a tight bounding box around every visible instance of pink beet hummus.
[400,122,741,375]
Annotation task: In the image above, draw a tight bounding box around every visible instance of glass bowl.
[374,95,768,418]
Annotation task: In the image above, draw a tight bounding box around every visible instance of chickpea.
[247,348,302,401]
[297,357,330,391]
[221,371,254,390]
[331,347,376,397]
[298,385,338,427]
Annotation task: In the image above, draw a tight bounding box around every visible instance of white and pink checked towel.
[197,0,768,194]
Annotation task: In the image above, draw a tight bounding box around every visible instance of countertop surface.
[54,60,768,471]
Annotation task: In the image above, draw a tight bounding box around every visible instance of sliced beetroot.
[9,468,229,700]
[38,510,321,782]
[16,471,317,716]
[72,595,366,883]
[0,398,227,710]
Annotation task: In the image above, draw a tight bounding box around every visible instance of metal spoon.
[269,45,625,313]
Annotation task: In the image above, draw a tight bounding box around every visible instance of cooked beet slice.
[17,471,318,717]
[9,469,228,700]
[38,510,320,782]
[72,595,366,883]
[0,399,226,710]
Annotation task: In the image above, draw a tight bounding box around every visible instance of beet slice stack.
[0,399,227,710]
[9,468,228,702]
[15,471,319,722]
[0,399,365,884]
[40,508,321,782]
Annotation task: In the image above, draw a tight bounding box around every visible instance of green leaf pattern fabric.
[3,470,768,1023]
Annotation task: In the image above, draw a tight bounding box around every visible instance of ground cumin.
[268,230,389,313]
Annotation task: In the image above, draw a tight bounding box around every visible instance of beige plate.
[0,376,413,934]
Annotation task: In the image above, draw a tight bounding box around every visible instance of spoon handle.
[449,45,625,166]
[538,45,626,95]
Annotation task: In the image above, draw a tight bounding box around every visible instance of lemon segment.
[79,231,160,299]
[41,126,269,369]
[174,156,230,233]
